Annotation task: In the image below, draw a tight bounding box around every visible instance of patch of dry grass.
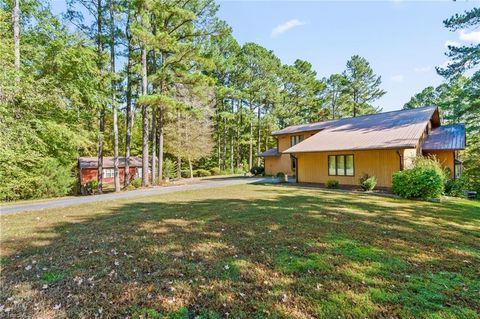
[0,184,479,318]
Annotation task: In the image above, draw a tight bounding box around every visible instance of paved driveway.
[1,177,269,215]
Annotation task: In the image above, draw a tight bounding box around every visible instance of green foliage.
[210,167,221,176]
[162,159,176,179]
[84,180,98,195]
[250,166,264,176]
[342,55,385,117]
[392,157,446,199]
[360,174,377,191]
[326,180,339,189]
[181,169,190,178]
[194,169,211,177]
[275,172,285,179]
[438,8,480,78]
[130,178,142,189]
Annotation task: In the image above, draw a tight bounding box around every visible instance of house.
[78,157,143,185]
[259,106,465,188]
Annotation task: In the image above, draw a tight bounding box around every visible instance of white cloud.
[414,66,432,74]
[271,19,306,38]
[444,40,460,47]
[459,29,480,43]
[391,74,404,82]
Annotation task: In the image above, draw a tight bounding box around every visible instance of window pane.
[346,155,354,176]
[328,156,336,175]
[337,155,345,176]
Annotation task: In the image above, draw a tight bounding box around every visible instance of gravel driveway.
[1,177,269,215]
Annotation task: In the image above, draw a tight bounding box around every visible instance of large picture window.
[290,135,304,146]
[328,155,354,176]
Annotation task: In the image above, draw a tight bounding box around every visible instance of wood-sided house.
[78,157,143,185]
[259,106,465,188]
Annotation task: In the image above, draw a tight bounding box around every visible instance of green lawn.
[1,184,479,318]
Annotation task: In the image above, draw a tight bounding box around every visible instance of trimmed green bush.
[360,174,377,191]
[210,167,221,176]
[194,169,211,177]
[250,166,264,176]
[326,180,339,189]
[130,178,142,189]
[276,172,285,179]
[84,180,98,195]
[392,157,446,199]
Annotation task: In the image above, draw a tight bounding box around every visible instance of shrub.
[392,157,446,199]
[360,174,377,191]
[31,158,74,198]
[162,158,176,179]
[84,180,98,195]
[194,169,211,177]
[250,166,265,176]
[210,167,221,176]
[130,178,142,189]
[181,169,190,178]
[326,180,339,189]
[276,172,285,179]
[445,178,467,197]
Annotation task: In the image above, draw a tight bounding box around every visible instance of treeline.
[0,1,478,200]
[404,7,480,194]
[0,0,387,200]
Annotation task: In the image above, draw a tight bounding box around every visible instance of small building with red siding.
[78,157,143,185]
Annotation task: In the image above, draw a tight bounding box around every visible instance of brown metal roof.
[258,148,281,157]
[78,156,143,169]
[284,106,439,153]
[422,124,465,150]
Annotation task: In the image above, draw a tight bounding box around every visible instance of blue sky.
[50,0,479,112]
[215,1,479,111]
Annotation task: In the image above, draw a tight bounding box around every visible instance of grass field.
[1,184,479,318]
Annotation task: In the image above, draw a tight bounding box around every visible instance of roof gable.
[284,106,438,153]
[422,124,466,151]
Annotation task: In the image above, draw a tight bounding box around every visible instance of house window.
[328,155,354,176]
[135,167,142,179]
[103,169,114,178]
[290,135,304,146]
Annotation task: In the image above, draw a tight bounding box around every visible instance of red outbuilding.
[78,156,143,185]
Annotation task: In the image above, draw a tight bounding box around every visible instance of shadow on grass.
[1,186,479,318]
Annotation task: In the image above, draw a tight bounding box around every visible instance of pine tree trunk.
[257,103,261,166]
[223,115,227,170]
[12,0,20,71]
[151,109,157,184]
[157,108,164,182]
[189,160,193,179]
[124,9,133,187]
[96,0,104,193]
[141,44,149,187]
[177,157,182,179]
[249,99,253,169]
[110,0,120,192]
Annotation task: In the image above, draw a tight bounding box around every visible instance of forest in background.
[0,0,478,200]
